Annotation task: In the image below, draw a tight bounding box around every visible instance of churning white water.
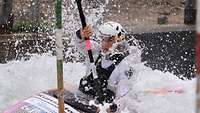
[0,53,195,113]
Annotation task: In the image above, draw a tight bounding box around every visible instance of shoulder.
[111,57,131,75]
[112,53,136,78]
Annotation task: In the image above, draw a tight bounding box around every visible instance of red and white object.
[3,93,80,113]
[144,87,184,95]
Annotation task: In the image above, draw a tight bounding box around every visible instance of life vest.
[79,52,128,103]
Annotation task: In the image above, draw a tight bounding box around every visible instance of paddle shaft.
[75,0,104,104]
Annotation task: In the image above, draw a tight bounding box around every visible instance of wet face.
[101,36,116,53]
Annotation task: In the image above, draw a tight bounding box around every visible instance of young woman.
[75,21,137,113]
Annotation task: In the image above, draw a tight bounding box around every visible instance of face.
[101,36,116,53]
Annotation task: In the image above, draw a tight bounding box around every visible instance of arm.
[114,77,131,113]
[107,49,141,112]
[107,76,132,113]
[108,63,134,112]
[74,27,100,60]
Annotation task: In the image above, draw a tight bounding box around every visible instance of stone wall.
[0,0,3,15]
[0,0,12,16]
[0,33,53,63]
[129,25,195,79]
[104,0,185,31]
[12,0,55,26]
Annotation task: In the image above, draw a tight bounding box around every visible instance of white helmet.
[98,22,129,55]
[98,21,126,37]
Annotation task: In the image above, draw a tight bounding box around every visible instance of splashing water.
[0,0,196,113]
[0,53,195,113]
[61,0,109,62]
